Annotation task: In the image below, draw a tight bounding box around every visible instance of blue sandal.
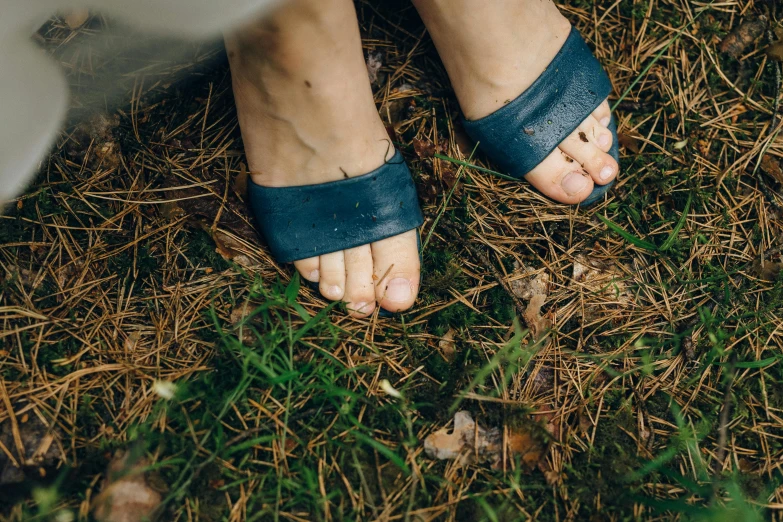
[248,150,423,308]
[462,27,619,206]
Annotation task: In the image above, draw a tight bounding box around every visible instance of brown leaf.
[761,154,783,185]
[719,15,768,59]
[440,166,458,191]
[413,139,437,159]
[509,264,549,301]
[523,294,550,339]
[213,230,255,268]
[617,133,641,154]
[423,411,500,467]
[384,125,398,144]
[752,258,783,282]
[423,411,546,470]
[572,254,632,323]
[510,264,551,339]
[124,332,141,352]
[93,451,163,522]
[438,328,457,362]
[767,41,783,62]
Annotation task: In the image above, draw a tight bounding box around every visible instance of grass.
[2,0,783,520]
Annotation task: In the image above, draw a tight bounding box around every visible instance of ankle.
[246,123,393,188]
[413,0,571,120]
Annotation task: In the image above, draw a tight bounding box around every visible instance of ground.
[2,0,783,520]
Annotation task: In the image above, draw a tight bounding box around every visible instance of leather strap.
[248,151,423,263]
[462,27,618,203]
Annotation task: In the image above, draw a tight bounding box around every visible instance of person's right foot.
[226,0,420,318]
[412,0,618,205]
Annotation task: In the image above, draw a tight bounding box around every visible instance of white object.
[0,0,280,206]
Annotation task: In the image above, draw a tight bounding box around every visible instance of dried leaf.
[523,294,550,339]
[509,264,549,301]
[761,154,783,185]
[213,230,255,267]
[617,133,641,154]
[440,166,459,191]
[767,40,783,62]
[509,264,551,338]
[423,411,546,470]
[93,451,163,522]
[572,254,632,323]
[438,328,457,362]
[162,179,259,243]
[413,139,437,159]
[423,411,500,467]
[752,258,783,282]
[719,15,768,59]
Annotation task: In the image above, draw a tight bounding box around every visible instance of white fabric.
[0,0,279,205]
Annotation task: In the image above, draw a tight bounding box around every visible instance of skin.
[226,0,619,317]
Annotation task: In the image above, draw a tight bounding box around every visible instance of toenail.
[352,302,371,313]
[600,166,614,181]
[322,284,342,298]
[561,171,589,196]
[598,134,611,148]
[600,116,611,127]
[309,269,320,281]
[385,278,412,302]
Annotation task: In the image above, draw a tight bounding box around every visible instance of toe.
[343,245,376,318]
[592,99,612,128]
[372,230,420,313]
[318,251,346,301]
[294,256,321,283]
[557,119,618,186]
[579,115,614,153]
[525,150,595,204]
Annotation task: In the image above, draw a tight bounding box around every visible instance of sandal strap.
[462,27,614,179]
[248,151,423,263]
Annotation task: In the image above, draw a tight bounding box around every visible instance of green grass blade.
[597,214,658,251]
[660,193,692,252]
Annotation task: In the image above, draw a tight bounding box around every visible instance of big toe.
[372,230,420,313]
[525,150,595,205]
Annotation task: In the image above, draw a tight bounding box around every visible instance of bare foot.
[412,0,618,204]
[226,0,420,317]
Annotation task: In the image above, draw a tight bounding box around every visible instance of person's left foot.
[412,0,618,205]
